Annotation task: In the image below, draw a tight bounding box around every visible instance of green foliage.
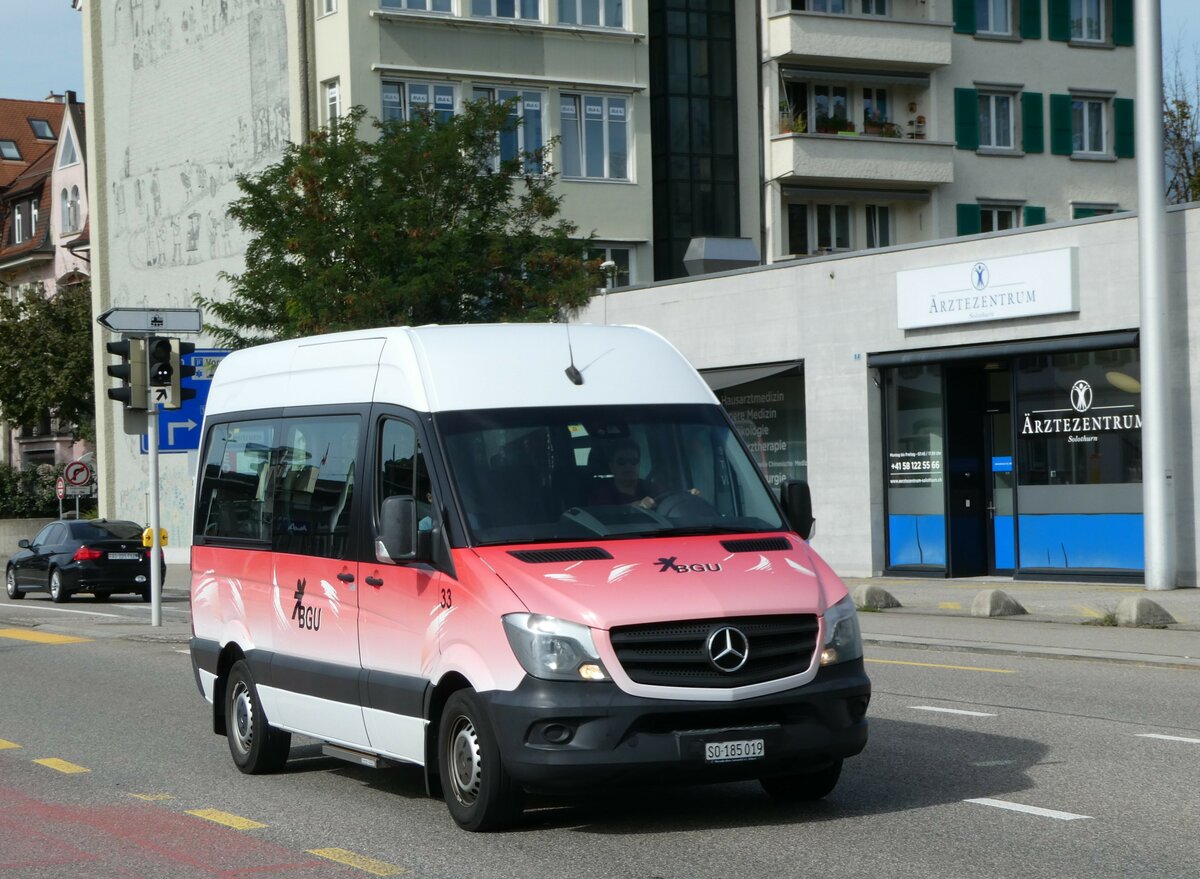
[0,463,67,518]
[201,102,599,346]
[0,282,95,439]
[1166,52,1200,205]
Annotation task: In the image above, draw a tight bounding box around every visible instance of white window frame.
[380,0,452,11]
[1071,95,1107,155]
[318,0,337,16]
[30,199,38,235]
[323,78,341,126]
[13,205,24,244]
[865,204,891,249]
[979,203,1021,233]
[473,86,546,174]
[382,80,458,124]
[559,93,630,181]
[60,189,69,232]
[586,244,633,288]
[470,0,540,21]
[978,91,1015,149]
[785,202,851,256]
[558,0,625,28]
[68,186,81,233]
[58,128,78,167]
[976,0,1012,35]
[860,0,887,15]
[1070,0,1104,42]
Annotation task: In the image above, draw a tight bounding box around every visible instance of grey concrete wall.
[0,519,56,554]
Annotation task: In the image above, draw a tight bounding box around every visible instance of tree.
[1165,51,1200,205]
[200,102,600,346]
[0,281,95,439]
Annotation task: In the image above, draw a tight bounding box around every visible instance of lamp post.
[600,259,617,325]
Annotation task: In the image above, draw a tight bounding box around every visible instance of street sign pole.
[148,402,162,627]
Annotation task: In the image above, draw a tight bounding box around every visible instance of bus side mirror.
[780,479,815,540]
[379,495,417,561]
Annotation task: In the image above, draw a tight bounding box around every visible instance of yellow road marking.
[867,658,1015,674]
[308,848,407,876]
[938,602,962,610]
[1077,605,1106,619]
[186,809,267,830]
[0,739,20,750]
[34,758,90,774]
[0,628,92,644]
[129,793,174,801]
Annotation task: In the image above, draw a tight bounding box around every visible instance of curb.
[864,635,1200,671]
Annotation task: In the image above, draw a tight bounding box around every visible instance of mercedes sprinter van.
[189,323,869,831]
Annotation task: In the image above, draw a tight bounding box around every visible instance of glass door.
[985,368,1014,573]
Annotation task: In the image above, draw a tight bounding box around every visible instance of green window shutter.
[1114,97,1135,158]
[957,204,982,236]
[954,88,979,150]
[1023,205,1047,226]
[1021,91,1044,153]
[1113,0,1134,46]
[1047,0,1070,41]
[1050,93,1074,155]
[953,0,977,34]
[1073,206,1098,219]
[1019,0,1042,39]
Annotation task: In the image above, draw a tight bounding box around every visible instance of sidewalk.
[2,563,1197,669]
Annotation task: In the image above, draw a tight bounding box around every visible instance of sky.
[0,0,1198,103]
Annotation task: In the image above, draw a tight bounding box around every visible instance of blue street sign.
[140,349,229,455]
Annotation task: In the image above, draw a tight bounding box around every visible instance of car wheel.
[5,567,23,600]
[140,585,151,602]
[438,689,524,832]
[225,660,291,774]
[49,569,69,603]
[760,759,843,803]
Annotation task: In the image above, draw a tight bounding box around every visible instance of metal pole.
[1136,0,1175,590]
[148,405,163,624]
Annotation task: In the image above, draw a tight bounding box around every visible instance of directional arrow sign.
[97,307,203,335]
[167,418,197,446]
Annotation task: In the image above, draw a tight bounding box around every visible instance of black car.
[5,519,166,603]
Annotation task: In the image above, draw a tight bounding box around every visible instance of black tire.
[438,690,523,831]
[49,569,69,604]
[225,660,291,774]
[5,567,23,600]
[760,759,843,803]
[140,585,151,602]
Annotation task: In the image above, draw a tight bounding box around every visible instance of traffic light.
[106,338,147,410]
[172,339,197,409]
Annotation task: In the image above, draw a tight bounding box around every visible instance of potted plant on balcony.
[817,114,853,134]
[863,111,884,137]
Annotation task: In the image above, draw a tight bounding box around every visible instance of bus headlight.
[503,613,609,682]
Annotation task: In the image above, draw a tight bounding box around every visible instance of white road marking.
[0,605,123,619]
[1137,733,1200,744]
[911,705,997,717]
[965,798,1092,821]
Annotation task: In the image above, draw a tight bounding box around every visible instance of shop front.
[872,332,1143,580]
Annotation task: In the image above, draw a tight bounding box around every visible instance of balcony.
[767,11,953,69]
[769,131,954,187]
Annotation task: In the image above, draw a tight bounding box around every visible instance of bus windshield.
[436,404,786,545]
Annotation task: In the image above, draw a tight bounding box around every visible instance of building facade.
[0,92,92,467]
[579,206,1200,588]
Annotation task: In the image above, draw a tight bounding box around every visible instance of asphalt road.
[1,622,1197,878]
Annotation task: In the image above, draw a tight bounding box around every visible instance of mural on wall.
[100,0,291,539]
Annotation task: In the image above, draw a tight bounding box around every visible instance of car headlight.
[820,595,863,666]
[503,613,609,682]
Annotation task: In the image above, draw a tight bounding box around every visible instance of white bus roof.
[203,323,719,417]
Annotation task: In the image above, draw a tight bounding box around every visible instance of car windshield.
[437,404,786,545]
[70,521,143,541]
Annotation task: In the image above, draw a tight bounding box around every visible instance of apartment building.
[764,0,1137,263]
[0,92,91,467]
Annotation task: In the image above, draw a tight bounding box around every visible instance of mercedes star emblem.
[706,626,750,673]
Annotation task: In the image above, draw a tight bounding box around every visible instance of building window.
[1071,0,1103,41]
[1072,96,1105,154]
[786,203,850,255]
[1072,203,1119,219]
[382,81,457,124]
[559,94,628,180]
[586,245,632,288]
[976,0,1011,34]
[60,188,69,231]
[29,118,54,139]
[473,87,544,173]
[980,204,1020,232]
[789,0,847,11]
[470,0,539,19]
[30,199,38,235]
[323,79,341,126]
[0,140,20,160]
[866,204,891,248]
[978,92,1014,148]
[13,205,24,244]
[381,0,452,10]
[68,186,81,233]
[559,0,624,27]
[861,0,887,14]
[58,128,78,166]
[861,87,890,132]
[319,0,336,14]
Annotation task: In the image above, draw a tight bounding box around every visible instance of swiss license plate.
[108,552,141,561]
[704,739,764,763]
